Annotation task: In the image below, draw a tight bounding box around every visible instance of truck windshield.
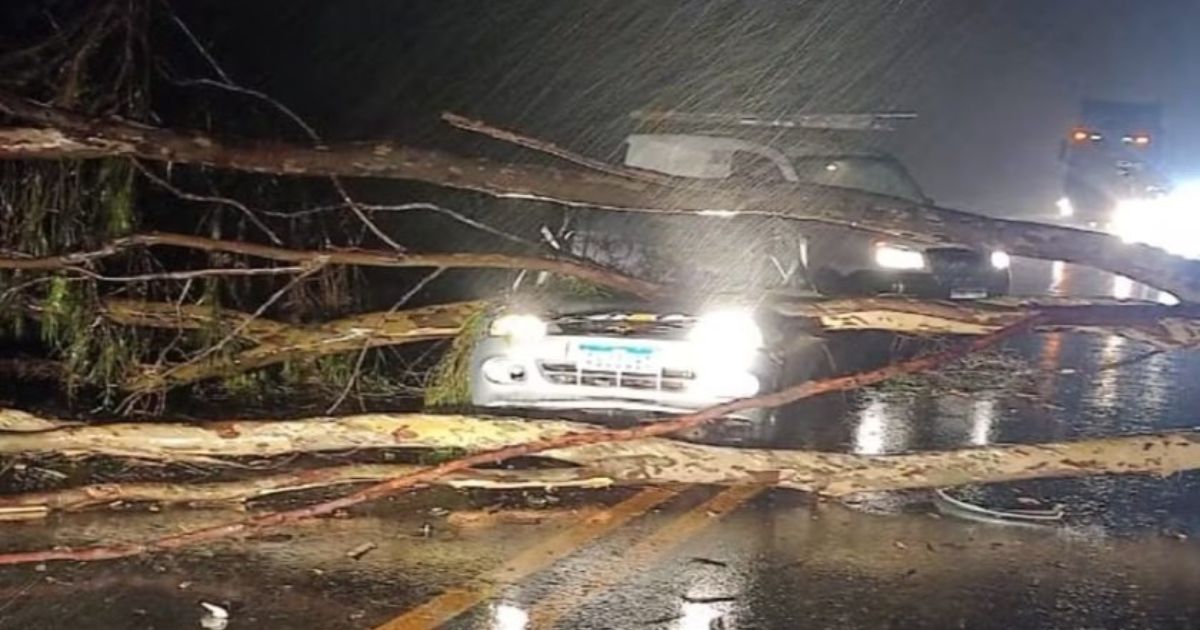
[791,156,928,203]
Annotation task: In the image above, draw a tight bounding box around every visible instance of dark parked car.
[624,133,1012,299]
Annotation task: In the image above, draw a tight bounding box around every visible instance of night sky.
[173,1,1200,217]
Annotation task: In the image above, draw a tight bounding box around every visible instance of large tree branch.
[126,300,480,391]
[0,231,661,297]
[2,91,1198,300]
[75,295,1200,392]
[2,410,1200,504]
[100,298,289,342]
[780,296,1200,348]
[0,465,613,516]
[94,298,478,390]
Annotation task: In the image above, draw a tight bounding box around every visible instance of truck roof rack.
[629,110,917,132]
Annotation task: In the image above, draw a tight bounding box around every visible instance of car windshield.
[791,155,928,203]
[563,212,804,295]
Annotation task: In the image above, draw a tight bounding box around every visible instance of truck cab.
[1060,99,1170,226]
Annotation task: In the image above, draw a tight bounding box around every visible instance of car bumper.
[469,334,775,421]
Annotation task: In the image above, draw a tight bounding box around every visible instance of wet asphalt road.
[3,260,1200,629]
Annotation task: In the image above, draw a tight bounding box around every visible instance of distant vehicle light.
[825,162,839,172]
[873,243,926,270]
[1056,196,1074,217]
[1089,133,1103,142]
[1109,182,1200,259]
[1071,129,1090,142]
[1133,134,1151,146]
[990,251,1011,270]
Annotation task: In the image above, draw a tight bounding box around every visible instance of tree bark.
[3,410,1200,501]
[2,91,1198,301]
[779,296,1200,348]
[124,300,481,391]
[0,465,613,516]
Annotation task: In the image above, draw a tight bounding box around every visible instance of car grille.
[926,248,986,277]
[552,316,693,338]
[539,362,695,392]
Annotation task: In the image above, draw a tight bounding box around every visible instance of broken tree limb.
[100,298,289,342]
[126,300,481,391]
[2,91,1198,300]
[0,322,1027,565]
[0,411,578,460]
[8,423,1200,512]
[779,296,1200,348]
[0,466,614,515]
[7,407,1200,498]
[0,231,662,297]
[441,111,674,186]
[30,294,1200,392]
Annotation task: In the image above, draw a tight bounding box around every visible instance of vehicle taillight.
[1070,128,1102,143]
[1123,133,1152,146]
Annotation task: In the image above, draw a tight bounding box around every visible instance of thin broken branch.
[0,231,661,297]
[441,112,672,185]
[131,160,282,244]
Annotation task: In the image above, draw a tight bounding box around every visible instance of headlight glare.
[874,244,926,270]
[688,309,762,369]
[990,251,1011,270]
[489,314,548,342]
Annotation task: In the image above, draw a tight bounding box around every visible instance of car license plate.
[950,288,987,300]
[572,342,657,372]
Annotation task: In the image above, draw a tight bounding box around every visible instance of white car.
[468,212,830,430]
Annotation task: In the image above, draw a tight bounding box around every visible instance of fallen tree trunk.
[3,412,1200,507]
[1,91,1198,301]
[0,465,614,517]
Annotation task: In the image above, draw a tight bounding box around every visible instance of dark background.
[168,0,1200,219]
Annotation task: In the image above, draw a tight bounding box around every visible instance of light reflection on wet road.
[3,259,1200,629]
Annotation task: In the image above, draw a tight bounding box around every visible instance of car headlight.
[489,314,548,342]
[990,251,1011,270]
[688,309,762,369]
[874,243,926,270]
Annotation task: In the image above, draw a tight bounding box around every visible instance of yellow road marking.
[374,486,680,630]
[529,483,767,628]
